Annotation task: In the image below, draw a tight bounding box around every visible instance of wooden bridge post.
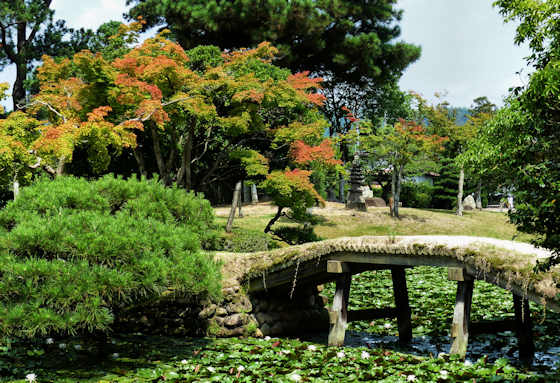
[391,267,412,344]
[448,268,474,358]
[328,271,352,346]
[513,294,534,363]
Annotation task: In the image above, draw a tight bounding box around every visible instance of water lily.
[264,336,271,341]
[407,374,416,382]
[237,366,245,372]
[361,351,370,359]
[440,370,449,379]
[336,351,345,358]
[207,367,216,373]
[464,360,473,366]
[288,373,302,381]
[58,343,66,349]
[307,345,317,351]
[25,373,36,382]
[181,359,188,365]
[73,344,82,350]
[111,353,119,359]
[384,323,392,329]
[281,349,291,355]
[45,338,54,345]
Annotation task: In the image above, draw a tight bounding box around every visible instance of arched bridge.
[240,236,558,361]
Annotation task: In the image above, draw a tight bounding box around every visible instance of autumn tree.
[0,0,109,110]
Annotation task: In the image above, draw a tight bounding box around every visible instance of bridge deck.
[241,236,558,361]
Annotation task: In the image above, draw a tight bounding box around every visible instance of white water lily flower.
[361,351,370,359]
[307,345,317,351]
[336,351,345,358]
[25,373,36,382]
[58,343,66,349]
[288,373,302,382]
[264,336,271,341]
[407,375,416,382]
[180,359,188,365]
[45,338,54,345]
[464,360,473,366]
[384,323,392,329]
[111,353,120,359]
[440,370,449,378]
[207,367,216,373]
[281,349,291,355]
[73,344,82,350]
[237,366,245,372]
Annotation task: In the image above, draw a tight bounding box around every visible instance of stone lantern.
[345,153,367,211]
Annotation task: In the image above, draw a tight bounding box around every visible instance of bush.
[400,181,435,208]
[214,228,279,252]
[0,175,222,339]
[272,225,321,245]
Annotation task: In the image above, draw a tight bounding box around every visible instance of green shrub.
[0,175,222,340]
[214,228,279,252]
[272,225,321,245]
[400,181,435,208]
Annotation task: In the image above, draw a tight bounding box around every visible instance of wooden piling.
[328,272,352,346]
[449,274,474,358]
[391,267,412,344]
[513,294,534,363]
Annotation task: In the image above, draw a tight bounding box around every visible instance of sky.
[0,0,532,110]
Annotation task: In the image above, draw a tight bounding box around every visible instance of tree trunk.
[457,166,464,216]
[56,157,65,177]
[12,177,19,200]
[339,174,345,203]
[394,164,403,218]
[184,128,193,191]
[150,126,167,183]
[12,24,28,110]
[251,183,259,204]
[133,147,147,178]
[265,206,283,233]
[475,180,482,210]
[226,180,242,233]
[390,166,396,217]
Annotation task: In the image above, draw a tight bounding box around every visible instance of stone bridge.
[215,236,559,362]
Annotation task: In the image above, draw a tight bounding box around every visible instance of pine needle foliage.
[0,175,221,340]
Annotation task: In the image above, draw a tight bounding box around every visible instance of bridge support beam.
[328,272,352,346]
[391,267,412,344]
[513,294,534,363]
[449,271,474,359]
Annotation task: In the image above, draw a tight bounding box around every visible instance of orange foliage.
[290,139,342,167]
[287,71,326,106]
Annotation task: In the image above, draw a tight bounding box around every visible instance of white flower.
[73,344,82,350]
[407,375,416,382]
[361,351,370,359]
[464,360,473,366]
[25,373,36,382]
[384,323,392,329]
[180,359,188,365]
[336,351,345,358]
[307,345,317,351]
[440,370,449,378]
[207,367,216,373]
[281,349,291,355]
[264,336,271,341]
[111,353,120,359]
[237,366,245,372]
[58,343,66,349]
[288,373,302,382]
[45,338,54,345]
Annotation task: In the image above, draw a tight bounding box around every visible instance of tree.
[364,118,447,218]
[0,0,102,110]
[489,0,560,268]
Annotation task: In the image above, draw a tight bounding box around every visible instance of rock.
[224,313,248,328]
[365,197,386,207]
[463,195,476,210]
[270,322,284,335]
[254,328,264,338]
[198,304,217,319]
[215,307,228,316]
[255,312,274,325]
[226,296,252,314]
[261,323,272,335]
